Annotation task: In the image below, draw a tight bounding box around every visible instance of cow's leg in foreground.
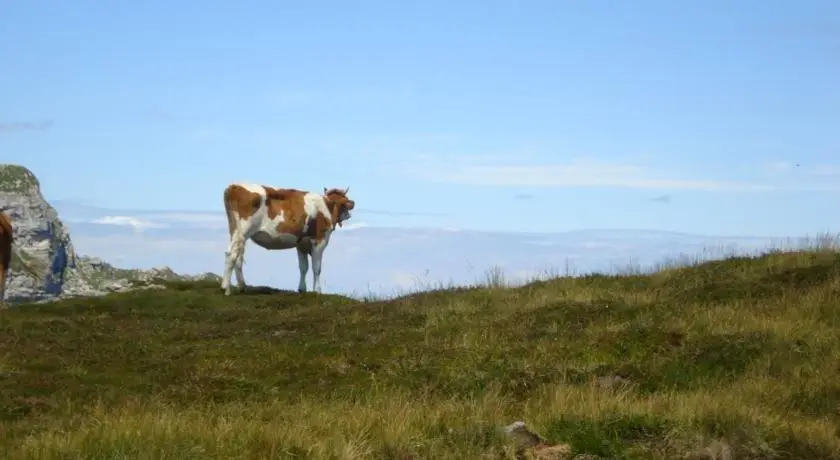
[297,239,328,293]
[310,239,330,293]
[223,215,251,296]
[223,228,249,296]
[222,232,247,295]
[233,240,247,292]
[296,246,309,293]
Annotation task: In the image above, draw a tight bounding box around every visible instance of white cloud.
[90,216,169,232]
[408,158,771,191]
[141,212,228,229]
[340,222,370,230]
[75,211,228,232]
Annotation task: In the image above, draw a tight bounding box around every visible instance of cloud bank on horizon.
[53,200,805,298]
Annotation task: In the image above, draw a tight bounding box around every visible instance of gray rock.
[0,164,221,306]
[502,421,573,459]
[684,439,733,460]
[503,420,545,448]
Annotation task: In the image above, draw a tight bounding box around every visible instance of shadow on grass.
[546,413,670,458]
[590,329,776,393]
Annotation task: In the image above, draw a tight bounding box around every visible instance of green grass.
[2,239,840,459]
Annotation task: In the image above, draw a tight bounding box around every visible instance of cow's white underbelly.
[245,207,301,250]
[250,231,299,250]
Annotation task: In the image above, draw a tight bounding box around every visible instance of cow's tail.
[222,186,247,269]
[223,186,239,238]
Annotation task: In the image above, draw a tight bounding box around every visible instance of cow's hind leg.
[222,240,236,295]
[223,228,248,296]
[234,241,247,293]
[296,246,309,293]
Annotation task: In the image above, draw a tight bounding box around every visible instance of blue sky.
[2,0,840,237]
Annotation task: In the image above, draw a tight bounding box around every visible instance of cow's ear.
[323,187,328,194]
[345,200,355,210]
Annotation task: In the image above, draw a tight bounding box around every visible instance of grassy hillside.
[1,247,840,459]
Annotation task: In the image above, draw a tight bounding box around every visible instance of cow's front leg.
[296,247,309,293]
[310,240,328,294]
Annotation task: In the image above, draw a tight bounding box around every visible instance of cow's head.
[323,187,355,228]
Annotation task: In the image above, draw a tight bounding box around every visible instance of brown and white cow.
[0,209,12,306]
[221,183,355,295]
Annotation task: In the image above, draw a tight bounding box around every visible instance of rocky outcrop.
[0,164,220,305]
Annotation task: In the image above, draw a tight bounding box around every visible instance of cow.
[0,209,11,307]
[221,183,355,296]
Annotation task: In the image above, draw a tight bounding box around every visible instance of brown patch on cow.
[262,187,311,236]
[262,186,305,203]
[223,184,264,238]
[261,186,305,220]
[0,210,12,306]
[261,186,329,241]
[224,185,262,219]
